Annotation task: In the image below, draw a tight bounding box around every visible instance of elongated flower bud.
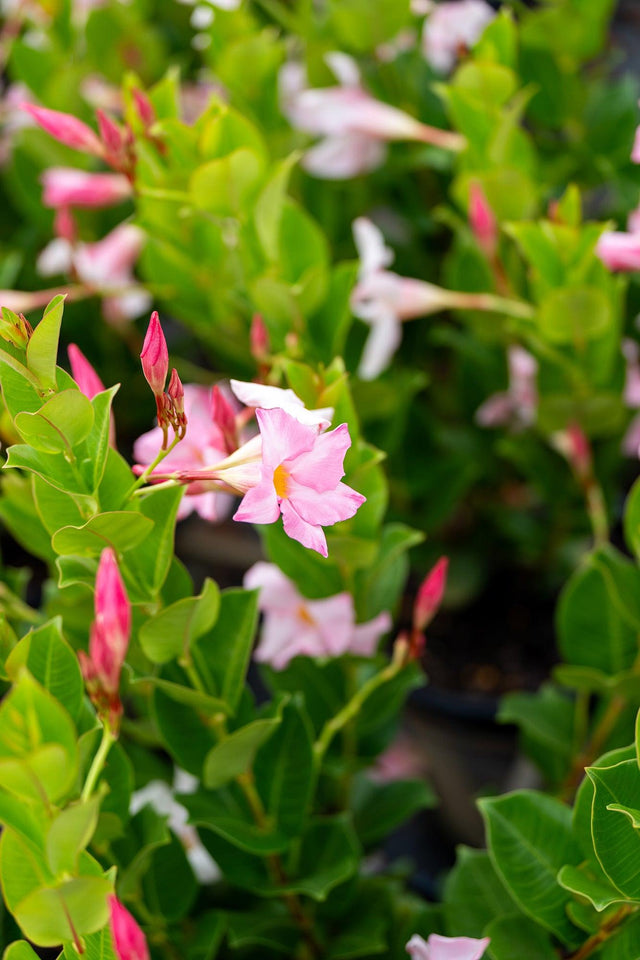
[96,109,127,167]
[108,896,150,960]
[68,344,105,399]
[469,182,497,259]
[132,88,156,128]
[211,385,238,453]
[22,104,104,156]
[140,311,168,396]
[250,313,269,361]
[168,367,184,416]
[42,168,132,209]
[414,557,448,633]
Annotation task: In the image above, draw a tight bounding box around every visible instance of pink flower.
[476,345,538,429]
[0,288,71,314]
[421,0,495,74]
[68,343,106,398]
[552,423,592,480]
[140,311,168,397]
[371,734,426,783]
[42,167,131,208]
[468,182,497,259]
[406,934,490,960]
[595,231,640,272]
[234,408,365,557]
[134,384,234,522]
[230,379,333,428]
[108,897,149,960]
[632,125,640,165]
[414,557,448,633]
[280,53,463,180]
[78,549,131,728]
[22,103,104,156]
[245,562,391,669]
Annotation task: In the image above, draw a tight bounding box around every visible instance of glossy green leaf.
[203,710,284,790]
[255,152,299,261]
[122,485,183,600]
[52,511,153,557]
[15,390,94,455]
[557,864,630,912]
[25,295,64,389]
[444,847,521,939]
[538,286,612,344]
[485,914,557,959]
[190,149,264,215]
[588,760,640,898]
[351,775,436,847]
[5,619,83,722]
[139,578,220,664]
[46,797,100,877]
[191,587,258,713]
[3,942,41,960]
[14,875,112,946]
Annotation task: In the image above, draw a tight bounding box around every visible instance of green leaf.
[122,486,183,600]
[203,710,284,790]
[5,619,84,722]
[151,688,216,776]
[190,149,265,216]
[62,927,117,960]
[573,745,635,864]
[33,474,84,535]
[557,864,630,912]
[624,478,640,561]
[498,685,574,785]
[351,775,436,847]
[14,875,112,946]
[354,524,424,621]
[184,789,289,855]
[139,578,220,665]
[444,847,521,939]
[588,760,640,898]
[538,286,612,345]
[142,832,197,922]
[3,943,41,960]
[479,790,581,945]
[46,797,100,876]
[52,511,154,557]
[15,390,94,455]
[485,914,557,959]
[226,909,299,953]
[255,152,299,261]
[0,670,78,803]
[262,523,345,599]
[25,295,64,389]
[191,588,258,713]
[597,913,640,959]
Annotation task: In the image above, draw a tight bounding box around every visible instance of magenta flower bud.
[68,343,105,399]
[132,88,156,129]
[22,103,104,156]
[413,557,448,633]
[250,313,270,360]
[211,385,238,453]
[140,311,169,396]
[168,367,184,413]
[42,168,132,209]
[468,181,497,258]
[108,896,150,960]
[96,109,126,163]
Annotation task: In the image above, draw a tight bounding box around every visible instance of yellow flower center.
[273,464,290,499]
[297,604,315,626]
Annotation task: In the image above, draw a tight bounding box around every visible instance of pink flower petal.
[350,611,392,656]
[281,500,328,556]
[289,423,351,492]
[289,479,365,527]
[256,407,317,471]
[234,479,280,524]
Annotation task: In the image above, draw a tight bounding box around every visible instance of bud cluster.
[140,311,187,448]
[0,306,33,348]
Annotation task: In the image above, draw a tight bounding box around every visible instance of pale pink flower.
[0,288,71,314]
[370,734,427,783]
[280,53,462,180]
[230,379,333,428]
[22,103,104,156]
[476,345,538,429]
[406,934,490,960]
[42,167,131,208]
[632,125,640,165]
[0,84,34,166]
[245,562,391,669]
[134,384,234,522]
[596,231,640,272]
[234,408,365,557]
[421,0,495,74]
[108,897,149,960]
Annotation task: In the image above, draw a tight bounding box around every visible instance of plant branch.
[568,906,635,960]
[81,721,115,802]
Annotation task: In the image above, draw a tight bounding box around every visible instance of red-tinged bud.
[250,313,269,361]
[108,896,150,960]
[140,311,168,397]
[168,367,184,416]
[68,343,105,399]
[469,182,497,259]
[22,103,104,157]
[96,109,125,163]
[0,307,32,348]
[558,422,592,480]
[54,206,77,244]
[413,557,448,634]
[79,549,131,730]
[132,88,155,129]
[211,385,238,454]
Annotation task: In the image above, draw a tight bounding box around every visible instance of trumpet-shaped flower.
[108,897,149,960]
[42,167,131,208]
[406,934,490,960]
[245,562,391,669]
[475,346,538,429]
[421,0,495,74]
[280,53,462,180]
[134,384,235,522]
[234,408,365,556]
[230,379,333,428]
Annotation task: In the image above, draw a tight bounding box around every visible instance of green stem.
[314,643,407,765]
[81,722,115,802]
[124,434,182,500]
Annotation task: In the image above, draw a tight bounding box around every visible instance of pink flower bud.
[22,103,104,156]
[140,311,168,396]
[108,896,150,960]
[413,556,448,633]
[132,88,155,128]
[42,167,132,209]
[168,367,184,415]
[564,423,592,479]
[250,313,270,360]
[469,181,497,258]
[211,384,238,454]
[68,343,105,399]
[96,109,126,163]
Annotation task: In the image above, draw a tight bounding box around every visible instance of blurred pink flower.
[22,103,104,156]
[234,407,365,556]
[108,897,149,960]
[421,0,495,74]
[134,384,235,522]
[632,125,640,165]
[475,345,538,429]
[245,562,391,669]
[406,934,490,960]
[371,734,426,783]
[595,231,640,272]
[280,52,462,180]
[468,181,498,259]
[42,167,131,208]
